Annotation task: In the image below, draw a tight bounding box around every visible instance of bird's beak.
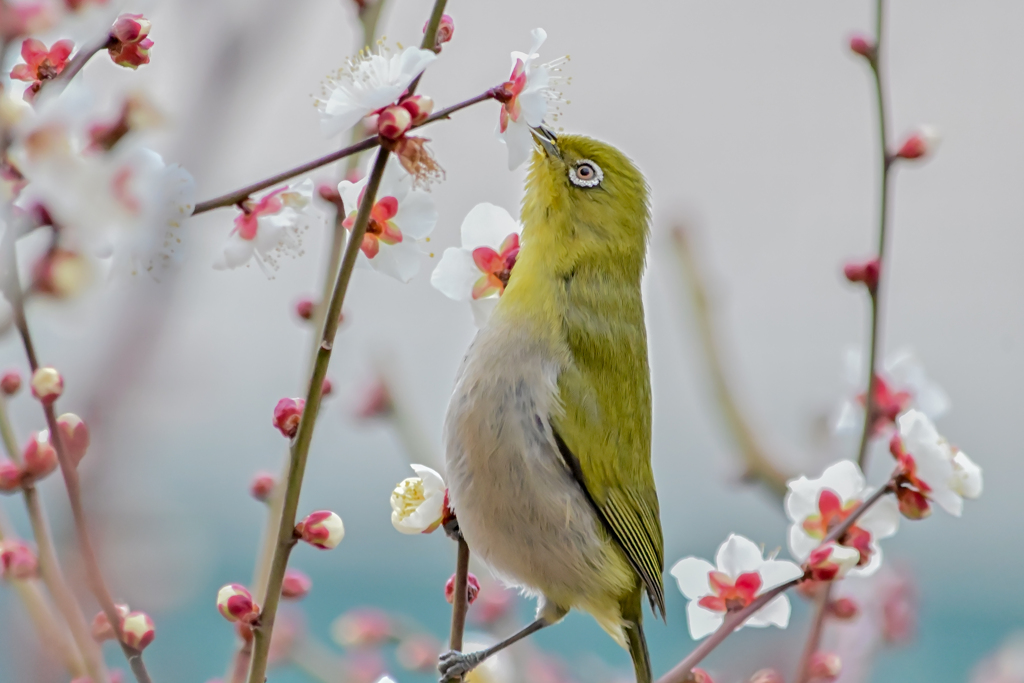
[531,126,560,159]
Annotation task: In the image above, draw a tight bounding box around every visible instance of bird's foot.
[438,649,484,681]
[443,518,462,542]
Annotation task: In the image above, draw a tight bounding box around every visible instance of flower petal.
[459,203,522,250]
[757,559,804,591]
[745,594,792,629]
[498,119,536,171]
[366,241,421,283]
[669,557,715,600]
[685,601,724,640]
[857,493,901,540]
[391,189,437,240]
[470,297,499,327]
[411,464,445,494]
[715,534,764,577]
[788,525,818,562]
[952,451,983,499]
[431,248,480,302]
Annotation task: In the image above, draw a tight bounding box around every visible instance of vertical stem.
[856,0,893,470]
[794,584,833,683]
[449,538,471,652]
[246,148,391,683]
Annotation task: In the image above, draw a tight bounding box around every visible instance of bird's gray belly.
[444,363,610,603]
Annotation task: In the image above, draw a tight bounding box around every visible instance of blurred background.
[0,0,1022,681]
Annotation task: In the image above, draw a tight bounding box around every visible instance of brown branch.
[670,226,790,499]
[656,474,897,683]
[794,583,833,683]
[449,537,471,653]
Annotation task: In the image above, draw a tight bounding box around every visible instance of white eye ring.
[569,159,603,188]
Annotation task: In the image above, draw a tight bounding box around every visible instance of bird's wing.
[552,354,665,618]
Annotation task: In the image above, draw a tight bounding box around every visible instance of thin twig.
[794,583,833,683]
[856,0,893,470]
[671,227,791,499]
[656,474,897,683]
[449,537,471,653]
[44,35,114,96]
[246,148,391,683]
[192,87,498,215]
[3,240,153,683]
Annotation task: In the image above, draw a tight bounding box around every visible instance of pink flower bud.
[354,377,393,419]
[843,258,879,293]
[294,297,315,321]
[692,668,715,683]
[749,670,783,683]
[848,33,874,58]
[56,413,88,467]
[281,569,311,600]
[331,607,391,647]
[400,95,434,126]
[423,14,454,47]
[120,611,155,651]
[0,540,38,580]
[321,378,333,397]
[805,543,860,582]
[881,573,916,644]
[377,105,412,141]
[91,604,130,641]
[828,597,859,620]
[296,510,344,549]
[273,397,305,438]
[0,460,21,491]
[444,572,480,605]
[808,653,841,682]
[30,366,62,403]
[895,484,931,520]
[22,431,57,480]
[32,249,90,298]
[895,127,939,161]
[317,184,344,212]
[1,370,22,395]
[108,14,153,69]
[250,472,275,502]
[217,584,260,623]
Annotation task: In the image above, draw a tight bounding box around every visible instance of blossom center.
[697,570,761,613]
[859,375,912,430]
[498,59,527,133]
[470,233,520,299]
[343,194,402,259]
[391,477,426,521]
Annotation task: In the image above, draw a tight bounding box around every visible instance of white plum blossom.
[497,28,566,170]
[337,157,437,282]
[785,460,900,577]
[670,534,803,640]
[390,464,446,534]
[213,179,317,275]
[317,46,437,138]
[430,202,521,326]
[893,410,983,517]
[835,348,950,435]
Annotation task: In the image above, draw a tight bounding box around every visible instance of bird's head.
[521,128,650,266]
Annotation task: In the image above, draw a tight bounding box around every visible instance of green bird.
[440,127,663,683]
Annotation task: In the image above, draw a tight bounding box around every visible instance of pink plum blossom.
[215,179,316,274]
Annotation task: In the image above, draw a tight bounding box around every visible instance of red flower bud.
[354,377,393,419]
[22,431,57,480]
[0,460,21,492]
[108,14,153,69]
[399,95,434,126]
[848,33,874,59]
[120,611,155,651]
[692,668,715,683]
[749,670,784,683]
[0,540,38,580]
[1,370,22,395]
[423,14,454,48]
[296,510,345,549]
[30,366,62,403]
[828,597,859,620]
[294,297,315,321]
[444,572,480,605]
[91,604,130,641]
[895,127,939,161]
[281,569,312,600]
[808,653,841,682]
[56,412,88,467]
[895,484,931,520]
[250,472,275,502]
[321,377,333,397]
[273,397,305,438]
[377,105,412,140]
[217,584,260,624]
[843,258,879,293]
[316,184,344,212]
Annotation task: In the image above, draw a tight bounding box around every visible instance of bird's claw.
[438,649,482,681]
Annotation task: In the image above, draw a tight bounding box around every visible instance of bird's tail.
[623,616,652,683]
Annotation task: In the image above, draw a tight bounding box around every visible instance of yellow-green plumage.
[443,134,662,683]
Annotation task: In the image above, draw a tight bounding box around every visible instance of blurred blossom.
[0,369,22,395]
[785,460,900,577]
[892,410,982,517]
[214,179,316,274]
[31,248,91,297]
[497,28,566,170]
[281,568,311,600]
[90,603,130,640]
[895,126,940,161]
[670,534,803,640]
[337,156,438,282]
[353,375,393,419]
[266,612,300,667]
[56,412,89,467]
[691,669,715,683]
[828,597,859,621]
[396,633,441,672]
[460,634,514,683]
[834,348,949,437]
[0,460,19,491]
[879,569,917,645]
[10,38,73,102]
[808,652,842,681]
[30,365,62,403]
[249,472,275,502]
[470,580,516,625]
[0,540,39,580]
[431,202,522,326]
[317,45,437,138]
[390,463,445,534]
[971,633,1024,683]
[749,670,783,683]
[331,607,393,648]
[344,650,388,683]
[22,430,57,479]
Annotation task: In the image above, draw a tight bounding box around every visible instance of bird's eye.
[569,159,603,188]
